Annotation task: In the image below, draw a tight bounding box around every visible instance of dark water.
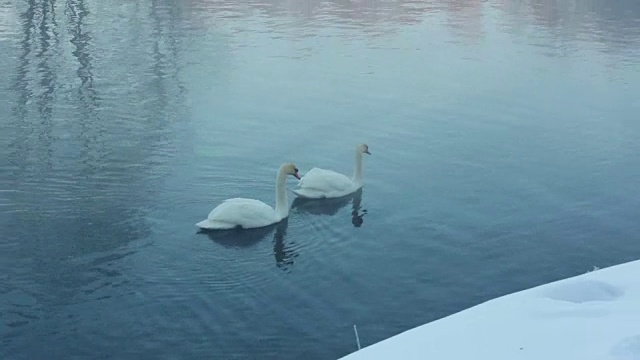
[1,0,639,358]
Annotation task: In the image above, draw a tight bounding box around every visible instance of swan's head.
[281,163,301,180]
[358,143,371,155]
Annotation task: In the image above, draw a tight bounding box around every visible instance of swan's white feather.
[195,219,237,230]
[197,198,279,229]
[293,167,359,199]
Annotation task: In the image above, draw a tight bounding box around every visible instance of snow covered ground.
[340,260,640,360]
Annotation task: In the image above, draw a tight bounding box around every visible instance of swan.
[292,144,371,199]
[196,163,301,230]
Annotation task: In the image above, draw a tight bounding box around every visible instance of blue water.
[1,0,639,358]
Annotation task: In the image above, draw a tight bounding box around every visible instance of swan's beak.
[365,150,371,155]
[294,172,301,180]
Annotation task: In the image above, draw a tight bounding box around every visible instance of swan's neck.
[275,169,289,219]
[352,150,364,185]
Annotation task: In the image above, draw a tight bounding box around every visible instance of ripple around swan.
[138,233,283,300]
[287,213,354,265]
[146,256,279,297]
[185,184,368,275]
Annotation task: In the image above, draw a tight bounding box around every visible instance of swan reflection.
[200,218,297,270]
[291,188,367,227]
[201,224,277,248]
[271,218,298,272]
[350,189,367,228]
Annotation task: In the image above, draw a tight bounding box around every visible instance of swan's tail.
[292,188,329,199]
[196,219,236,230]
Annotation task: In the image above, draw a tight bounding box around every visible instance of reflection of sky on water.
[174,0,640,57]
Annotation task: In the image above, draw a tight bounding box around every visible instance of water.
[1,0,639,358]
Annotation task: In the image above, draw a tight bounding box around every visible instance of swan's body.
[293,168,359,199]
[196,163,300,230]
[293,144,370,199]
[197,198,280,230]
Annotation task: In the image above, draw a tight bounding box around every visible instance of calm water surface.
[1,0,640,358]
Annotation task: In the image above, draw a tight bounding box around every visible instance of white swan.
[293,144,371,199]
[196,163,301,230]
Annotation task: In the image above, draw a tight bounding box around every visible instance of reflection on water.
[201,221,282,248]
[292,188,368,228]
[201,218,298,271]
[271,218,297,271]
[351,190,367,228]
[178,0,640,57]
[1,0,184,345]
[67,0,94,91]
[0,0,639,359]
[496,0,640,58]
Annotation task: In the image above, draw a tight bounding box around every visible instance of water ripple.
[1,0,640,359]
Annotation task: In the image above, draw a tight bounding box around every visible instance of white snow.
[340,260,640,360]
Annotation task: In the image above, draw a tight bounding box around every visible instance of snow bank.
[340,260,640,360]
